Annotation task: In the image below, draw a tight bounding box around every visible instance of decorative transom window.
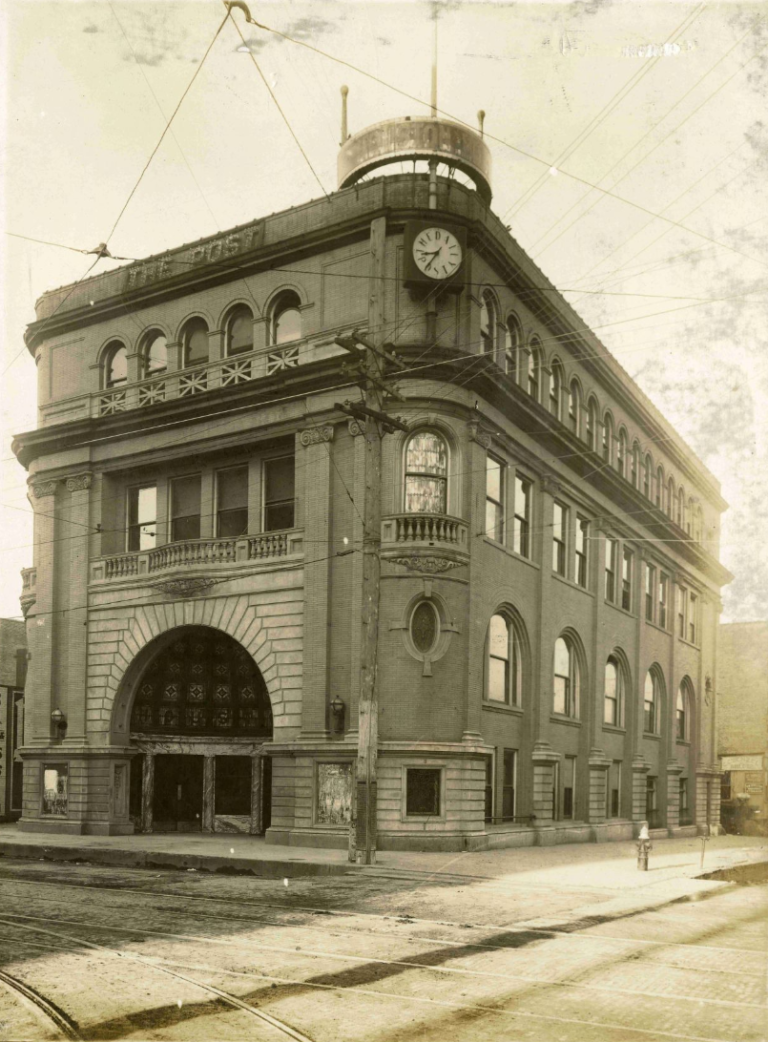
[404,431,447,514]
[270,292,302,346]
[182,317,210,367]
[487,613,523,706]
[553,636,580,718]
[143,332,167,377]
[104,341,128,388]
[226,305,254,356]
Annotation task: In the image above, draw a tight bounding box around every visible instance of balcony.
[381,513,469,573]
[90,530,304,585]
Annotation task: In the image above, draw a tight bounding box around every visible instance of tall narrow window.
[604,656,622,726]
[677,584,686,637]
[605,538,617,603]
[270,293,302,345]
[216,466,248,537]
[182,318,209,367]
[677,487,685,528]
[686,497,694,537]
[480,292,496,354]
[127,485,157,551]
[552,501,567,576]
[607,761,621,818]
[621,547,633,611]
[263,455,295,531]
[484,757,494,823]
[553,636,579,718]
[688,592,698,643]
[587,398,599,450]
[485,455,504,542]
[602,414,613,464]
[170,475,201,542]
[631,443,639,487]
[226,305,254,356]
[568,381,580,435]
[404,431,447,514]
[668,478,675,517]
[645,455,653,498]
[143,332,168,377]
[562,756,576,819]
[617,429,627,477]
[645,563,655,622]
[644,671,658,734]
[679,777,689,818]
[513,476,531,558]
[104,342,128,388]
[658,573,668,629]
[527,341,541,401]
[502,750,516,821]
[676,683,688,741]
[656,466,664,508]
[646,776,658,826]
[488,614,522,706]
[549,364,562,419]
[575,516,588,588]
[504,315,521,378]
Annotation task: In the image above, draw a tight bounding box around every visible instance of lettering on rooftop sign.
[124,224,264,291]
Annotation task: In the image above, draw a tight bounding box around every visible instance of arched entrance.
[126,627,273,834]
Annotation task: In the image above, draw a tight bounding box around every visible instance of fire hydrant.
[636,822,651,871]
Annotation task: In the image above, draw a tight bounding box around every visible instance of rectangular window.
[216,466,248,538]
[563,756,576,820]
[605,539,617,603]
[552,501,567,576]
[721,771,731,802]
[574,516,588,588]
[406,767,441,817]
[677,585,686,638]
[170,475,201,542]
[646,776,658,827]
[645,564,655,622]
[484,756,494,824]
[41,763,68,816]
[263,455,295,532]
[621,547,633,611]
[485,455,504,543]
[607,760,621,819]
[658,574,668,629]
[316,763,353,826]
[679,777,689,815]
[127,485,157,551]
[502,750,516,822]
[513,476,531,558]
[688,592,698,643]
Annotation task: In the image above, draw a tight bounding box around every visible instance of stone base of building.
[18,818,136,836]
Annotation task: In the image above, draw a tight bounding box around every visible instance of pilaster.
[62,473,92,745]
[631,754,651,821]
[202,756,215,832]
[141,752,154,833]
[463,427,490,741]
[26,479,59,746]
[531,741,559,824]
[587,748,612,824]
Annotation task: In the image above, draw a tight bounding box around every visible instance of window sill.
[678,636,700,651]
[642,732,661,741]
[645,619,670,636]
[602,724,626,736]
[482,701,523,716]
[550,714,581,728]
[552,572,593,596]
[403,815,446,824]
[676,739,691,747]
[605,600,635,619]
[482,536,539,570]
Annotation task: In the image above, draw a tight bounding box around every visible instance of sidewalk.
[0,823,765,891]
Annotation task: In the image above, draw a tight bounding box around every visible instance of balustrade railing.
[148,537,237,572]
[382,513,468,547]
[248,531,289,559]
[104,554,139,579]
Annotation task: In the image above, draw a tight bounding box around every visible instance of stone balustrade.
[381,513,468,548]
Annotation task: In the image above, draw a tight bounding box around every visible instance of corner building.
[13,115,730,848]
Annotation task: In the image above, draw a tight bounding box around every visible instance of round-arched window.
[226,305,253,356]
[182,318,209,367]
[270,293,302,346]
[410,601,439,655]
[644,670,660,734]
[568,381,581,435]
[404,431,448,514]
[104,341,128,388]
[144,332,167,377]
[505,314,522,378]
[554,636,580,719]
[604,655,623,727]
[480,292,496,354]
[488,613,523,706]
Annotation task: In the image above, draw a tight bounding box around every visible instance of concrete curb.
[0,841,351,879]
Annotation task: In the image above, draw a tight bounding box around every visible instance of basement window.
[406,768,441,817]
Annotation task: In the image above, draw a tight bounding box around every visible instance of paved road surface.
[0,857,765,1041]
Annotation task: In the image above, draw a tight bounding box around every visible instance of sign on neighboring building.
[721,754,764,772]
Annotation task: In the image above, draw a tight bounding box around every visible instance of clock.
[412,227,463,280]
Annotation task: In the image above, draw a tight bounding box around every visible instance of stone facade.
[13,173,729,847]
[0,618,26,821]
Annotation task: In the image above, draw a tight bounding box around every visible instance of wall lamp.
[329,696,346,735]
[51,708,67,739]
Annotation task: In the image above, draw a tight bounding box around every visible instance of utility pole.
[335,216,407,865]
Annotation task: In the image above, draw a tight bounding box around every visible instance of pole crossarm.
[334,400,409,433]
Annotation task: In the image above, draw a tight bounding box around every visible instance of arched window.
[104,341,127,388]
[602,413,613,464]
[527,339,542,401]
[182,318,210,367]
[656,466,664,509]
[586,397,599,450]
[667,477,675,518]
[644,670,660,734]
[553,635,580,719]
[695,504,704,543]
[617,429,628,477]
[549,363,563,420]
[505,314,521,379]
[631,442,640,488]
[677,486,685,528]
[686,497,695,537]
[480,292,496,354]
[643,454,652,498]
[404,430,448,514]
[270,292,302,346]
[143,332,167,377]
[226,305,254,356]
[568,381,581,435]
[604,655,624,727]
[487,613,523,706]
[676,680,692,741]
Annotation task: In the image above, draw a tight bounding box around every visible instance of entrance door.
[153,755,204,832]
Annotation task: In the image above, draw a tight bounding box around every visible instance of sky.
[1,0,766,624]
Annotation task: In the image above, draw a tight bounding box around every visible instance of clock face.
[412,227,463,280]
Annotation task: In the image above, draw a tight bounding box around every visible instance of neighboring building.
[0,618,27,821]
[718,622,768,832]
[12,109,730,848]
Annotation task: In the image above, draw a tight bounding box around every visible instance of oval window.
[410,601,438,655]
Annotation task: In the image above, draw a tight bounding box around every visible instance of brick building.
[12,113,729,848]
[718,622,768,831]
[0,618,27,821]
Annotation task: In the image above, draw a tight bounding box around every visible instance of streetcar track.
[0,967,82,1040]
[0,918,747,1042]
[1,912,763,1010]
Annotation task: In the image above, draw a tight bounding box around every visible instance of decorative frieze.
[65,473,92,492]
[299,426,334,447]
[152,577,217,597]
[389,555,464,574]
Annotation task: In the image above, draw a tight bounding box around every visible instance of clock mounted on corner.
[403,221,467,293]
